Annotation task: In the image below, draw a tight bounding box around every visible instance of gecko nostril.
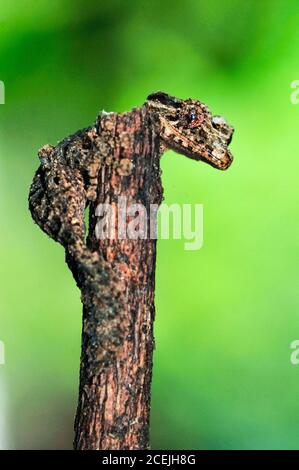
[212,115,226,129]
[212,116,234,145]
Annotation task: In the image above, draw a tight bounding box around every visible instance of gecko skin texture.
[28,91,234,366]
[28,92,234,450]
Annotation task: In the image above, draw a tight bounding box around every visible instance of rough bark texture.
[74,108,162,449]
[28,92,233,451]
[29,106,163,450]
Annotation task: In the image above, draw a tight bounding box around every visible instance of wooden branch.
[28,92,233,450]
[73,108,162,449]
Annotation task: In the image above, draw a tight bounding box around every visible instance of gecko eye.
[189,111,197,122]
[188,110,204,127]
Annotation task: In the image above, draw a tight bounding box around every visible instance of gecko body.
[29,92,234,364]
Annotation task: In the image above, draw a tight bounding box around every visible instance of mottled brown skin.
[147,92,233,169]
[28,92,234,450]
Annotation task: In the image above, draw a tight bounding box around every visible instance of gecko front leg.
[29,141,128,369]
[29,144,87,246]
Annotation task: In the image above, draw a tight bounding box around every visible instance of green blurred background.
[1,0,299,450]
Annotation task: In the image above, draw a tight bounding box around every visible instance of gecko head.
[146,92,234,170]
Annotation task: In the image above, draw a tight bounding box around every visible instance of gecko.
[29,91,234,449]
[29,91,234,365]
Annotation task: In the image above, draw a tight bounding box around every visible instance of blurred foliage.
[0,0,299,449]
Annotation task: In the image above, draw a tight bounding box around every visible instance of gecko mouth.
[163,130,233,170]
[187,144,233,170]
